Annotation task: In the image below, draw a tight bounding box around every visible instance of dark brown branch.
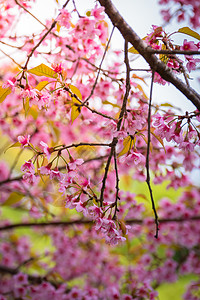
[145,70,159,238]
[147,49,200,55]
[59,142,112,151]
[0,216,199,231]
[0,154,109,187]
[99,41,131,207]
[113,148,119,219]
[117,40,131,131]
[0,265,43,284]
[99,137,118,207]
[98,0,200,111]
[0,265,66,287]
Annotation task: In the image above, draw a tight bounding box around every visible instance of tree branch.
[98,0,200,111]
[0,216,199,231]
[147,49,200,55]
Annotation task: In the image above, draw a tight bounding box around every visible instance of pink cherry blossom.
[186,56,200,72]
[2,78,16,92]
[18,135,30,147]
[91,6,105,20]
[21,160,35,173]
[180,39,199,51]
[68,158,84,170]
[57,8,71,28]
[40,141,53,160]
[0,1,199,298]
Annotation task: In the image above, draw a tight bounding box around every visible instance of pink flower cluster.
[159,0,200,28]
[0,0,199,299]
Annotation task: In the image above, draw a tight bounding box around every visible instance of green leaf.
[178,27,200,40]
[28,64,58,79]
[3,192,23,206]
[69,85,82,123]
[0,86,12,103]
[35,80,49,91]
[118,136,134,157]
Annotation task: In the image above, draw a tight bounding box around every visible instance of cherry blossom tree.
[0,0,200,299]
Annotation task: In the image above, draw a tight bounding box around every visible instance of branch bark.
[98,0,200,111]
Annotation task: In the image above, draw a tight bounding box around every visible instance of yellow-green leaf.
[159,44,168,64]
[150,128,166,153]
[36,157,43,182]
[28,64,58,79]
[3,192,23,206]
[132,74,147,85]
[0,86,12,103]
[118,136,134,157]
[128,37,147,54]
[93,198,98,206]
[4,141,21,153]
[56,22,61,32]
[68,85,82,123]
[137,132,153,152]
[50,197,66,207]
[178,27,200,40]
[28,105,39,120]
[86,10,91,17]
[71,102,81,123]
[23,97,30,117]
[35,81,49,91]
[102,100,120,108]
[69,85,82,101]
[160,102,181,111]
[136,83,148,99]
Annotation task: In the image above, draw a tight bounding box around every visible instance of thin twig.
[113,147,120,219]
[83,25,115,105]
[14,0,47,28]
[99,138,118,207]
[64,85,116,120]
[0,48,22,68]
[130,68,151,72]
[18,0,71,81]
[0,154,109,187]
[57,141,112,152]
[145,70,159,238]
